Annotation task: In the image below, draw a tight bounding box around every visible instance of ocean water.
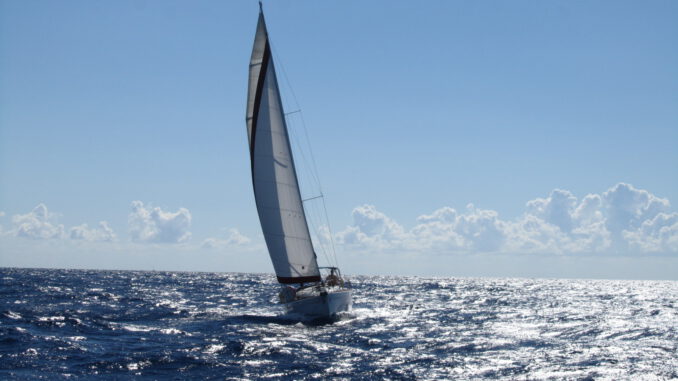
[0,268,676,380]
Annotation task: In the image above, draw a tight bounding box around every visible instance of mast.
[246,7,321,284]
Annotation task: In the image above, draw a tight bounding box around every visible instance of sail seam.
[257,207,310,214]
[263,232,314,240]
[251,180,301,188]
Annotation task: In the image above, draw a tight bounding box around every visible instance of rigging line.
[305,195,332,267]
[270,41,339,266]
[302,195,324,202]
[286,113,321,196]
[288,116,327,261]
[308,207,328,263]
[287,117,331,266]
[314,204,332,263]
[270,44,323,190]
[278,66,338,264]
[311,210,332,266]
[321,194,339,267]
[304,196,330,266]
[269,76,330,266]
[282,96,320,188]
[307,195,332,266]
[296,113,339,266]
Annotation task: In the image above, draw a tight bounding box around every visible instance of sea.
[0,268,676,380]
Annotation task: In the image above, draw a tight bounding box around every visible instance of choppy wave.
[0,268,676,379]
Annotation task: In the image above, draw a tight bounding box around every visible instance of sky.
[0,0,676,279]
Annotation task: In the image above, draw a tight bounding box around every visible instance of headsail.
[246,9,321,284]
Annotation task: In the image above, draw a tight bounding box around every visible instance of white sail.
[246,11,321,284]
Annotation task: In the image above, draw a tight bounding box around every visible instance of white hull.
[284,290,352,319]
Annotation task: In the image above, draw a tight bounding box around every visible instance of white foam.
[5,311,21,320]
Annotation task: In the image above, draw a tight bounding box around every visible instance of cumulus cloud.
[602,183,670,237]
[623,213,678,253]
[11,204,65,239]
[526,189,578,232]
[69,221,117,242]
[336,205,405,249]
[4,204,118,242]
[336,183,677,255]
[128,201,192,243]
[202,228,251,248]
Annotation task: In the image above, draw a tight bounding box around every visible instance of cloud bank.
[336,183,678,255]
[3,202,192,245]
[4,204,115,242]
[3,184,674,257]
[128,201,192,243]
[69,222,117,242]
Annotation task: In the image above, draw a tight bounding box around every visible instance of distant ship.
[244,3,352,319]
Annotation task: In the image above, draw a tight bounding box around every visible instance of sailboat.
[245,4,352,319]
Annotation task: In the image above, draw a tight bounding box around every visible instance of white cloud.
[11,204,65,240]
[526,189,578,232]
[602,183,671,239]
[623,212,678,253]
[202,228,251,248]
[69,221,117,242]
[338,203,508,253]
[410,204,508,252]
[5,204,118,243]
[128,201,192,243]
[335,205,405,249]
[335,183,677,256]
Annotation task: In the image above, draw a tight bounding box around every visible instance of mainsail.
[245,9,321,284]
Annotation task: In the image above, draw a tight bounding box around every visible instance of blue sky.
[1,0,676,279]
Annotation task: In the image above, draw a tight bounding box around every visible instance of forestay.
[245,10,321,284]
